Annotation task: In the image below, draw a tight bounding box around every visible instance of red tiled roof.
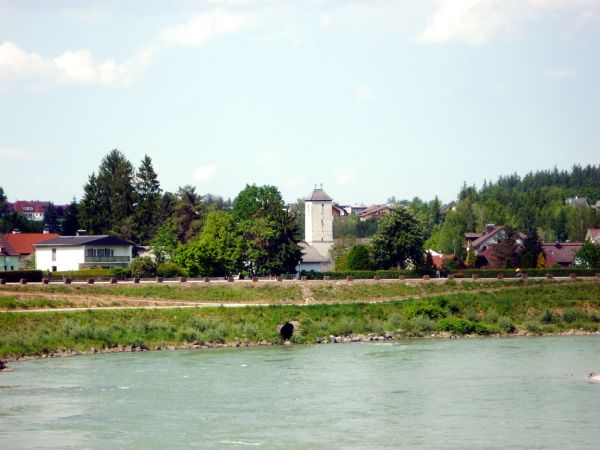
[3,233,60,255]
[12,201,50,213]
[541,242,583,267]
[0,236,19,256]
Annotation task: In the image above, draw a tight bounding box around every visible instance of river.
[1,336,600,449]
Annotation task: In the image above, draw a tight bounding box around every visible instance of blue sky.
[1,0,599,205]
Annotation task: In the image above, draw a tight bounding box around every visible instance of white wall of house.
[36,245,132,271]
[36,246,85,272]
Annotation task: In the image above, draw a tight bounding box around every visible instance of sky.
[1,0,599,206]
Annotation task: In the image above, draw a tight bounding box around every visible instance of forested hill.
[427,165,600,255]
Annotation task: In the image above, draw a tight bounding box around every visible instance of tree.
[370,208,424,269]
[465,248,476,269]
[346,244,372,270]
[171,185,204,242]
[233,185,302,276]
[536,252,547,269]
[79,173,104,234]
[174,211,243,276]
[129,257,158,278]
[489,227,518,268]
[574,242,600,268]
[150,219,179,264]
[0,186,7,216]
[62,200,80,236]
[134,155,162,244]
[520,228,542,268]
[80,150,136,237]
[43,202,60,233]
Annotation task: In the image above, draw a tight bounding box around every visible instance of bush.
[562,310,587,324]
[0,270,43,283]
[496,316,516,333]
[109,267,131,280]
[129,257,158,278]
[300,269,416,280]
[346,245,372,270]
[436,317,493,335]
[157,262,184,278]
[406,302,448,320]
[540,309,555,324]
[450,268,599,278]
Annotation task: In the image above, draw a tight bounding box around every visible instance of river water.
[1,336,600,449]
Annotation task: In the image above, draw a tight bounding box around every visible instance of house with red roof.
[9,201,68,222]
[541,242,583,267]
[0,236,20,271]
[3,232,60,268]
[465,224,526,269]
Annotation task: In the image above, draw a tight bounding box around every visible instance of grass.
[0,283,303,303]
[1,282,600,359]
[0,295,75,310]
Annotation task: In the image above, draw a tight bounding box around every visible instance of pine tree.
[134,155,162,244]
[79,173,105,234]
[62,200,80,236]
[43,202,60,233]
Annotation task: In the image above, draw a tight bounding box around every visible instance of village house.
[3,231,60,268]
[34,235,134,272]
[586,228,600,244]
[0,235,19,272]
[565,196,590,208]
[8,201,68,222]
[359,204,395,221]
[465,225,526,268]
[541,242,583,267]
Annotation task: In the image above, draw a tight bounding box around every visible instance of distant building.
[586,228,600,245]
[359,204,395,221]
[3,232,60,268]
[565,196,590,208]
[296,186,335,273]
[9,201,68,222]
[0,235,19,271]
[441,201,457,215]
[465,225,526,268]
[541,242,583,267]
[34,235,134,272]
[594,200,600,212]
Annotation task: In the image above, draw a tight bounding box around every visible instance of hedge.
[47,269,131,281]
[0,270,43,283]
[448,268,599,278]
[300,270,422,280]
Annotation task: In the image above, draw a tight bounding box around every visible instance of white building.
[296,186,335,273]
[34,235,133,272]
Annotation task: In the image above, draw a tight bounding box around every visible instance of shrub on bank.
[437,317,493,335]
[450,268,599,278]
[157,262,184,278]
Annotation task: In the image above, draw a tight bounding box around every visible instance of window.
[52,248,56,261]
[52,266,57,272]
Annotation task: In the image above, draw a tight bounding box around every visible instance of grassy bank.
[1,282,599,359]
[0,283,303,303]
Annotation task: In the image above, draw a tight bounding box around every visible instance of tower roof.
[305,187,333,202]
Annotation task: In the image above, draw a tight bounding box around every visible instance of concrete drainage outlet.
[279,322,294,340]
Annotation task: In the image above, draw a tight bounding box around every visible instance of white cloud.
[159,11,249,47]
[418,0,600,45]
[355,85,376,102]
[544,68,577,79]
[0,11,249,90]
[0,148,33,159]
[193,164,218,181]
[335,166,356,185]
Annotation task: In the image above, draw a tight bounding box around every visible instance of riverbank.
[1,282,599,362]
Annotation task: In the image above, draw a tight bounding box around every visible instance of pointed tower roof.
[305,187,333,202]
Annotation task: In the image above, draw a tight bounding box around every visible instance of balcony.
[84,256,131,263]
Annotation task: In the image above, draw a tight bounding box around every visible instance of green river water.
[1,336,600,449]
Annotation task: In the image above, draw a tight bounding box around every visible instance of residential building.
[8,201,68,221]
[3,232,60,268]
[541,242,583,267]
[359,204,395,221]
[0,236,19,271]
[565,196,590,207]
[34,235,134,272]
[465,225,526,268]
[594,200,600,212]
[585,228,600,244]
